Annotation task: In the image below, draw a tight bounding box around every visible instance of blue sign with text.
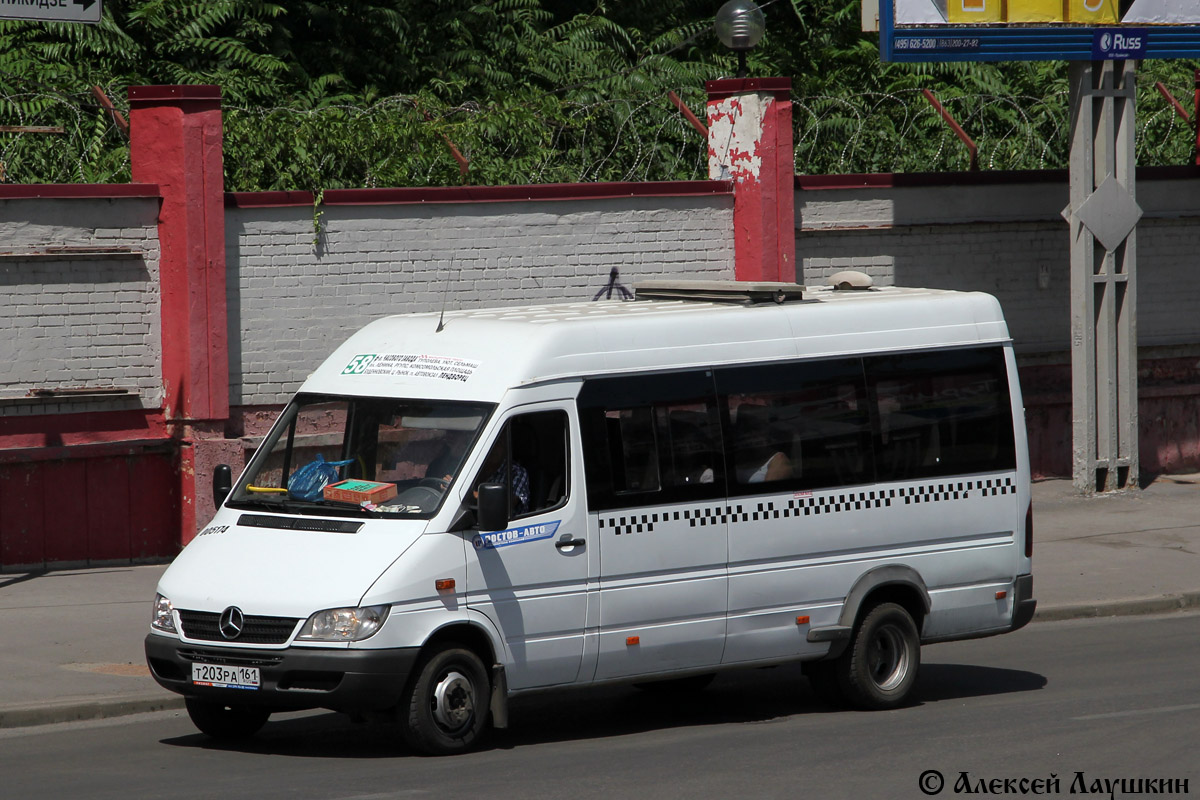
[880,0,1200,62]
[473,520,560,550]
[1092,29,1148,59]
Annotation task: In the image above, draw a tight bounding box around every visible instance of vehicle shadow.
[918,662,1047,702]
[159,661,1045,758]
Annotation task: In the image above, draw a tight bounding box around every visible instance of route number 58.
[342,354,378,374]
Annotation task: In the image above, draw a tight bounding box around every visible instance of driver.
[449,436,529,516]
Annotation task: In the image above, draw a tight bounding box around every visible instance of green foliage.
[0,0,1198,188]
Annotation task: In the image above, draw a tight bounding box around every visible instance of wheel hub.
[867,624,909,691]
[431,670,475,732]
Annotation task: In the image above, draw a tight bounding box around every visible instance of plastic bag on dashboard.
[287,454,354,501]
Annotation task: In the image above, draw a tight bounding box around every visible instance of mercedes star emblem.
[219,606,245,640]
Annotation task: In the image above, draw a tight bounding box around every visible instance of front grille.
[177,610,299,645]
[177,648,286,668]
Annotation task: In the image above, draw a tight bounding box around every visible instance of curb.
[1033,590,1200,622]
[0,694,185,730]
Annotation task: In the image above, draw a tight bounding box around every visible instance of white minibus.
[145,279,1036,754]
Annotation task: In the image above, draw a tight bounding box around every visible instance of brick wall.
[798,221,1070,353]
[794,174,1200,354]
[226,193,735,406]
[0,197,163,417]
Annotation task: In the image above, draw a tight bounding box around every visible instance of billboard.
[882,0,1200,61]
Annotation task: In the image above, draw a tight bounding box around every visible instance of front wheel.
[184,698,270,740]
[838,602,920,710]
[402,643,490,755]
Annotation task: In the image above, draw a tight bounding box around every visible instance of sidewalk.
[2,475,1199,729]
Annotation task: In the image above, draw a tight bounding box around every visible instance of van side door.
[715,357,876,663]
[577,371,728,680]
[463,404,589,691]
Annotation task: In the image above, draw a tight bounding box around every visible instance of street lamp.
[715,0,766,79]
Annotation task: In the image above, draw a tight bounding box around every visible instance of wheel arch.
[839,565,931,632]
[809,565,932,659]
[420,618,501,667]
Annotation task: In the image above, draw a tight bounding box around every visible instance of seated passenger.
[733,403,792,483]
[742,450,792,483]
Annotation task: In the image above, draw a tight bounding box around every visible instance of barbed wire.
[0,86,130,184]
[0,75,1196,189]
[793,87,1077,174]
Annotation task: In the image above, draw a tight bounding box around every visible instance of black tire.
[803,661,848,708]
[632,673,716,694]
[837,602,921,710]
[402,643,490,755]
[184,698,270,740]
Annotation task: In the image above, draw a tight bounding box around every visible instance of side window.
[606,407,661,493]
[601,402,721,494]
[472,410,569,519]
[866,347,1016,481]
[578,371,724,511]
[717,358,874,492]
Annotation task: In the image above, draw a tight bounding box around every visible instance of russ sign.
[879,0,1200,61]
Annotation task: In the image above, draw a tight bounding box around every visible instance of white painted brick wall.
[795,177,1200,354]
[0,198,162,416]
[798,222,1069,352]
[227,195,735,405]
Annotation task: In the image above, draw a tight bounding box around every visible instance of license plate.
[191,662,260,690]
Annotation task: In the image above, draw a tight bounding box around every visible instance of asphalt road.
[3,612,1198,800]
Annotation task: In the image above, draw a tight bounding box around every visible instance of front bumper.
[145,634,420,713]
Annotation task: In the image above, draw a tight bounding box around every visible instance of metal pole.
[921,88,979,171]
[668,91,710,138]
[1065,61,1140,494]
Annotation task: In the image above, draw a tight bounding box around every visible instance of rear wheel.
[184,698,270,740]
[402,643,490,755]
[837,602,920,710]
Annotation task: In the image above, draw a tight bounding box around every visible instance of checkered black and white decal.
[895,476,1015,505]
[597,477,1015,535]
[598,505,729,536]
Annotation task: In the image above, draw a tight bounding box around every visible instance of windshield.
[229,394,493,519]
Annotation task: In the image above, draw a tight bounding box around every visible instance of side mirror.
[213,464,233,508]
[477,483,510,532]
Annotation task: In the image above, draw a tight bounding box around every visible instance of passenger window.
[866,347,1015,481]
[577,371,724,511]
[603,408,658,493]
[470,410,569,519]
[717,359,874,491]
[603,402,719,494]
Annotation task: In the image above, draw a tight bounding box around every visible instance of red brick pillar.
[706,78,796,283]
[129,85,230,544]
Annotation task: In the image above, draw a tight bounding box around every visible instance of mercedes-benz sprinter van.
[145,279,1036,754]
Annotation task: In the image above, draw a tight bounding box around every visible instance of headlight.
[151,593,176,633]
[297,605,389,642]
